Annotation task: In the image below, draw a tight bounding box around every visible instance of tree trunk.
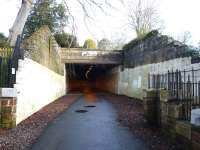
[7,0,33,47]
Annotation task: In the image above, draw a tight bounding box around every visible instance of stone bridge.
[60,48,123,65]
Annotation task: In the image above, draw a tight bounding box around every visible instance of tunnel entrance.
[65,64,119,93]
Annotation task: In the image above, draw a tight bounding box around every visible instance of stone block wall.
[14,58,65,124]
[192,126,200,150]
[124,31,189,68]
[119,30,200,100]
[143,89,160,126]
[0,97,17,128]
[143,89,200,150]
[21,26,63,75]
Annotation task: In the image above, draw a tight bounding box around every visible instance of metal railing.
[148,68,200,121]
[0,35,24,87]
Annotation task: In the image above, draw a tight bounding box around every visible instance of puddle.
[84,105,96,108]
[75,109,88,113]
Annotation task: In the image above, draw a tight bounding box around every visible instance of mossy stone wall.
[21,26,64,75]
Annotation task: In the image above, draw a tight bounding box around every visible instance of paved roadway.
[30,94,147,150]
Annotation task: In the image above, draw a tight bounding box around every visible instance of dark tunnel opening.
[65,64,119,93]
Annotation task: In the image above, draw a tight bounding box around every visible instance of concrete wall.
[118,57,192,99]
[95,67,120,93]
[14,58,65,124]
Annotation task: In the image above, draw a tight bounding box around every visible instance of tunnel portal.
[62,48,122,93]
[65,64,119,92]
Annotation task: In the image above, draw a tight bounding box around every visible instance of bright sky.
[0,0,200,46]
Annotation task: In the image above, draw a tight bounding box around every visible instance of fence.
[148,68,200,121]
[0,35,24,88]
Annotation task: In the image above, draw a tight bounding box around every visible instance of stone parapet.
[160,89,171,102]
[0,97,17,128]
[176,121,191,140]
[143,89,160,126]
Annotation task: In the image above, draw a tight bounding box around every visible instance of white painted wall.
[15,58,65,124]
[118,57,192,99]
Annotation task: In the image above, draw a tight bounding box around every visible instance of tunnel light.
[85,65,93,79]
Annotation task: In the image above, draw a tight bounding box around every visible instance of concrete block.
[175,121,191,140]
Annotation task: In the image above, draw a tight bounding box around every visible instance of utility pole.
[7,0,33,47]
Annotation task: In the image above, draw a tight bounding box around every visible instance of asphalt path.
[30,95,147,150]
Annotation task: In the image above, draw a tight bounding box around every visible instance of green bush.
[183,46,200,57]
[54,32,78,48]
[0,33,8,47]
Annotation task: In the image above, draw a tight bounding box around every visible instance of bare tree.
[7,0,119,47]
[98,38,112,50]
[177,31,192,45]
[8,0,33,47]
[127,0,160,38]
[111,37,126,50]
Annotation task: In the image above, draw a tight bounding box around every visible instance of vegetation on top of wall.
[183,46,200,58]
[123,30,200,58]
[54,32,79,48]
[0,33,8,47]
[23,0,68,38]
[22,26,64,75]
[123,30,159,51]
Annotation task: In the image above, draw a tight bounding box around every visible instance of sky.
[0,0,200,46]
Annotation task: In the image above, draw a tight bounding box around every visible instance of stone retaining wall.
[0,97,17,128]
[118,57,191,99]
[124,30,191,68]
[143,89,200,150]
[21,26,64,75]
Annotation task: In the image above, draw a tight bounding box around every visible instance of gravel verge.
[0,94,80,150]
[104,93,184,150]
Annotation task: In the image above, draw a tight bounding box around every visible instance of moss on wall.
[21,26,64,75]
[123,30,195,68]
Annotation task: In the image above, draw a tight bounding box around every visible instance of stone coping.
[0,88,17,98]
